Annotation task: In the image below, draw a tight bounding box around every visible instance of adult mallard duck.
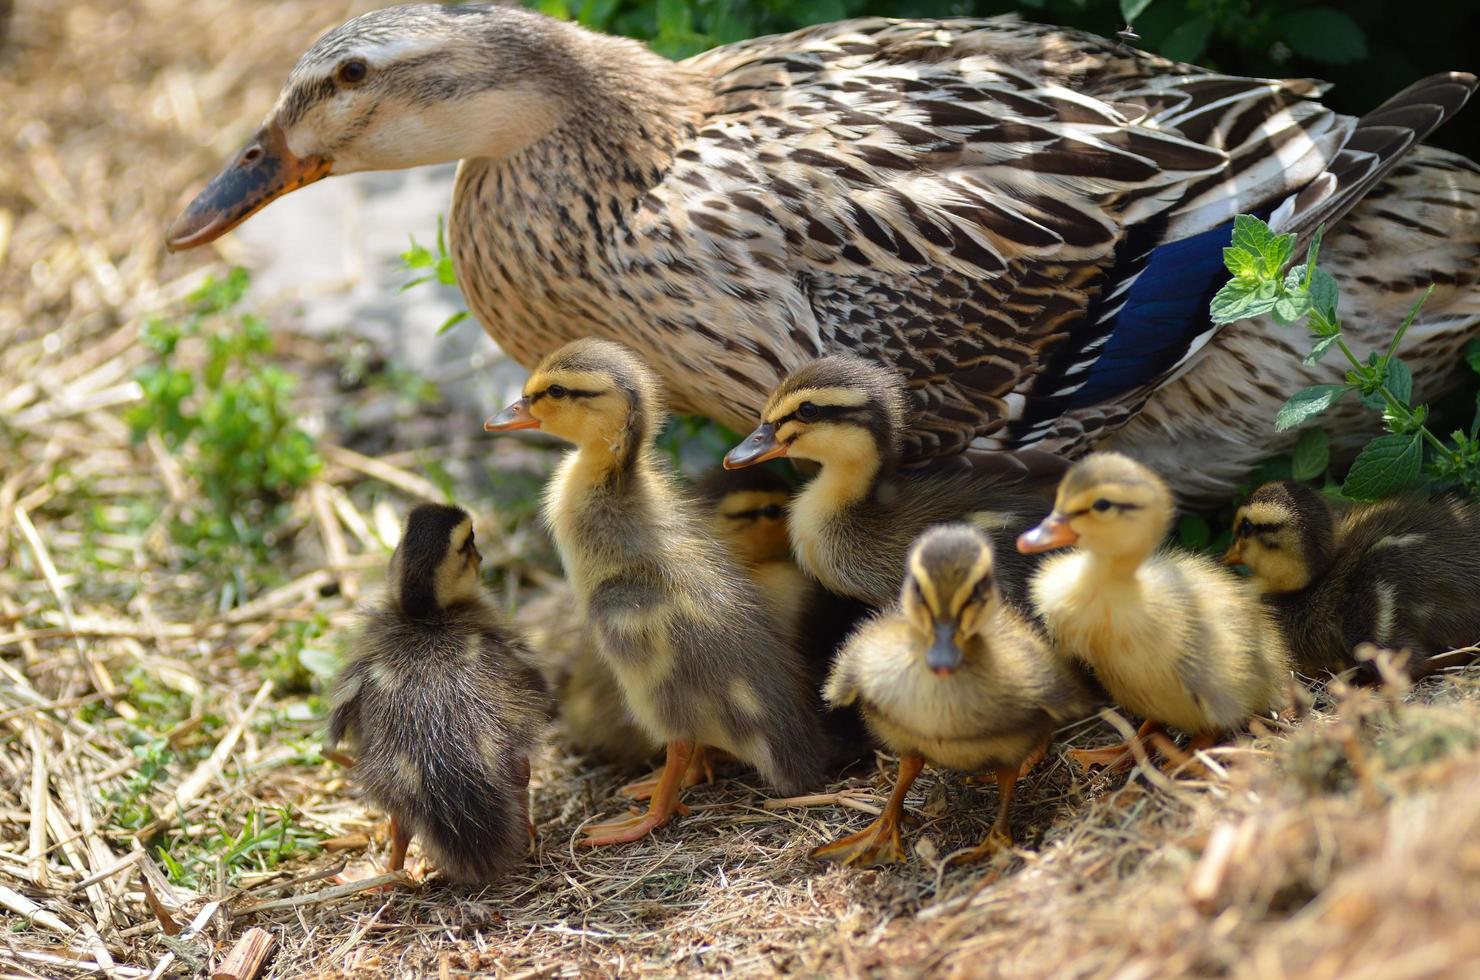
[167,4,1479,497]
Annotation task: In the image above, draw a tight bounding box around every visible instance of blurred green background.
[526,0,1479,159]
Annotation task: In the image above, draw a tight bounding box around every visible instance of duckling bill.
[327,504,554,885]
[1226,481,1480,679]
[487,339,826,846]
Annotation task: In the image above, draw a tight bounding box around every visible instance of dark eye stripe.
[775,403,853,426]
[1066,501,1141,518]
[531,386,603,403]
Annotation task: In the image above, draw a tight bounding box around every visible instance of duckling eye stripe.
[530,387,603,403]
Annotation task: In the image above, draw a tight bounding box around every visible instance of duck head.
[1223,480,1333,593]
[696,467,793,565]
[902,525,1001,677]
[1017,451,1173,561]
[167,4,581,250]
[485,338,665,462]
[388,503,483,619]
[723,355,907,477]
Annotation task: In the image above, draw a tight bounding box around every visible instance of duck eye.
[546,384,568,400]
[759,504,784,519]
[796,401,819,422]
[1238,518,1253,538]
[336,59,369,87]
[1092,498,1113,513]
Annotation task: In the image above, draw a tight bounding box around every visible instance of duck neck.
[795,455,884,524]
[1079,549,1150,587]
[449,27,711,364]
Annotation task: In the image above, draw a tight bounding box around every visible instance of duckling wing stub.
[658,18,1439,462]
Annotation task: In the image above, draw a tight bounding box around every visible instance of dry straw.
[2,2,1479,977]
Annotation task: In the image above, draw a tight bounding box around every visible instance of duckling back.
[329,602,553,885]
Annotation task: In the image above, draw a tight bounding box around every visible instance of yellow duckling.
[816,525,1094,866]
[486,339,825,845]
[1226,480,1480,679]
[723,354,1055,608]
[696,465,809,636]
[327,504,554,884]
[1018,453,1290,768]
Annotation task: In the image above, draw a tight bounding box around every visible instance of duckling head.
[902,525,1002,677]
[485,339,665,463]
[1223,481,1333,593]
[696,467,792,565]
[168,4,588,249]
[723,355,906,476]
[388,503,483,619]
[1017,452,1173,560]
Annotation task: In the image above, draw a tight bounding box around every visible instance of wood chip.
[211,927,276,980]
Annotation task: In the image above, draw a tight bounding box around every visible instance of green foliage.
[1211,214,1480,500]
[155,807,323,890]
[400,215,470,335]
[127,269,322,567]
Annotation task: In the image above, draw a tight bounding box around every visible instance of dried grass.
[3,2,1480,977]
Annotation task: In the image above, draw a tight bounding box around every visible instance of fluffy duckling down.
[817,525,1095,867]
[487,339,826,846]
[327,504,554,885]
[1019,452,1290,768]
[724,354,1055,608]
[1227,481,1480,679]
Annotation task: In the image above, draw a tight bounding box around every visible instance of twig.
[27,725,49,887]
[211,926,276,980]
[763,791,883,816]
[233,872,405,914]
[323,444,449,503]
[69,850,145,895]
[0,882,71,934]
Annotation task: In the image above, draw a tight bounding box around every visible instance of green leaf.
[1176,513,1211,551]
[435,257,459,286]
[1161,15,1212,64]
[1272,289,1312,326]
[1465,339,1480,376]
[297,647,340,685]
[1291,428,1330,480]
[1222,246,1260,279]
[1308,267,1339,324]
[1261,233,1295,278]
[656,0,690,36]
[1120,0,1154,23]
[1303,334,1342,366]
[1275,385,1351,431]
[436,310,470,336]
[1341,433,1423,500]
[401,241,434,270]
[1231,214,1275,259]
[1384,356,1412,407]
[1280,8,1368,65]
[1301,224,1325,288]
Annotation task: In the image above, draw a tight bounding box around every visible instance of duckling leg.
[1151,731,1218,776]
[948,768,1018,865]
[1067,720,1164,772]
[619,745,715,801]
[809,753,925,867]
[386,816,411,873]
[581,740,696,847]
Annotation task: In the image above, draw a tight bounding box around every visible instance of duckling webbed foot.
[582,740,695,847]
[620,745,716,801]
[811,753,924,867]
[1150,731,1218,777]
[1067,720,1165,773]
[948,767,1017,865]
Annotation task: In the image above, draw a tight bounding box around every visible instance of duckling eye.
[1092,498,1113,513]
[796,401,820,422]
[546,384,568,400]
[758,504,784,520]
[1238,518,1253,538]
[335,59,369,87]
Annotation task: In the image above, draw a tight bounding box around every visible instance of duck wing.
[669,17,1473,460]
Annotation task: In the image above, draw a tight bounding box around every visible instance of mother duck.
[166,4,1479,498]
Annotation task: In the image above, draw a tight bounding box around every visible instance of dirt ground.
[3,1,1480,977]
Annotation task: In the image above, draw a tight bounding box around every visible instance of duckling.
[695,465,809,636]
[516,587,659,770]
[724,355,1057,609]
[486,339,826,845]
[1225,481,1480,679]
[327,504,554,885]
[1018,453,1290,768]
[816,525,1094,866]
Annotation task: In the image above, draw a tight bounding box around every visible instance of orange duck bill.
[1016,513,1078,553]
[484,398,540,432]
[166,121,331,251]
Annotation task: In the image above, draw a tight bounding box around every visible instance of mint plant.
[400,214,470,336]
[1211,215,1480,499]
